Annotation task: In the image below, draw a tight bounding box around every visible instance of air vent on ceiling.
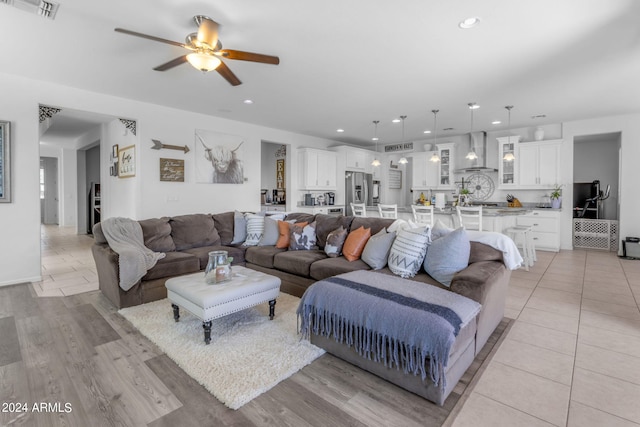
[3,0,59,19]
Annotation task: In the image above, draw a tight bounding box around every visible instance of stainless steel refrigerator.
[345,171,373,215]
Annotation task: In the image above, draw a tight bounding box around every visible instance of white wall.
[0,72,338,286]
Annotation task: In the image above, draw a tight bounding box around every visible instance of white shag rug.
[118,292,324,410]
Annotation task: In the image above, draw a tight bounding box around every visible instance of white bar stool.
[504,225,536,271]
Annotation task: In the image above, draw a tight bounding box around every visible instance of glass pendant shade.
[466,103,478,160]
[503,152,515,161]
[398,115,408,164]
[187,52,221,72]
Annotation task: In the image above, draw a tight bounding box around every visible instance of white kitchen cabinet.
[436,143,455,189]
[516,209,560,252]
[411,152,438,189]
[497,136,521,189]
[517,140,562,188]
[346,149,368,171]
[298,148,337,190]
[295,205,345,215]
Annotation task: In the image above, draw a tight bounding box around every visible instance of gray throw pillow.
[361,228,396,270]
[324,226,348,257]
[424,227,470,287]
[290,221,317,250]
[258,217,281,246]
[231,211,247,244]
[388,226,431,278]
[431,219,454,241]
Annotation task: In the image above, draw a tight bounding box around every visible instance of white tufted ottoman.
[165,266,281,344]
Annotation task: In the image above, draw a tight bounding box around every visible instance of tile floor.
[34,224,99,297]
[34,225,640,426]
[453,249,640,426]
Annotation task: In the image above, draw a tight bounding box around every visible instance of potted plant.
[459,188,471,206]
[550,184,562,209]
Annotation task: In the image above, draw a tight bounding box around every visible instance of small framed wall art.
[0,121,11,202]
[159,158,185,182]
[118,144,136,178]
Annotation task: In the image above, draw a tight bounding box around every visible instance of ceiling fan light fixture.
[186,52,221,72]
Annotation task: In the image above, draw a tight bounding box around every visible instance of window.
[40,164,45,199]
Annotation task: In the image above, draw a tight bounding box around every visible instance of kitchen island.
[365,205,561,251]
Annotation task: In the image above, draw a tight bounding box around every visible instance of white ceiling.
[4,0,640,147]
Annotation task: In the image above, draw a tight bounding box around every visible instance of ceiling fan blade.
[114,28,187,49]
[216,61,242,86]
[197,18,219,49]
[154,55,188,71]
[219,49,280,65]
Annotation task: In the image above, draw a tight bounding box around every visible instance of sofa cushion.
[273,249,327,277]
[170,214,221,251]
[351,217,395,235]
[310,257,371,281]
[388,226,431,278]
[290,221,317,250]
[468,241,504,264]
[245,246,288,268]
[182,245,247,270]
[314,214,354,249]
[139,217,176,252]
[212,211,235,245]
[361,228,396,270]
[324,226,348,258]
[343,226,371,262]
[424,227,470,287]
[142,251,200,281]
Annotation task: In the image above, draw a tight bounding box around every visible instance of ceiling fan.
[115,15,280,86]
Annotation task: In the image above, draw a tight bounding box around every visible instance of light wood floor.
[23,225,640,426]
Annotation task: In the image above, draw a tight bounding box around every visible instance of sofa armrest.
[92,243,142,308]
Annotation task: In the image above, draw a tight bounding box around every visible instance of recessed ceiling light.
[336,129,345,133]
[459,17,481,29]
[492,120,501,125]
[243,99,254,104]
[423,130,431,134]
[392,118,401,123]
[372,137,379,141]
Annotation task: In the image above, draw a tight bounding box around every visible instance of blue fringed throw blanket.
[297,270,481,389]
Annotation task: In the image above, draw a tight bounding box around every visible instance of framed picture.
[118,144,136,178]
[0,121,11,203]
[195,129,245,184]
[111,144,119,161]
[160,158,185,182]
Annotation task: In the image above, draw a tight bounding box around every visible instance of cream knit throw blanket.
[101,217,165,291]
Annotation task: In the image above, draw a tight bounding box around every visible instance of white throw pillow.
[243,214,265,246]
[387,226,431,278]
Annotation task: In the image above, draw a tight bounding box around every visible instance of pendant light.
[371,120,381,167]
[465,102,479,160]
[503,105,515,161]
[430,110,441,162]
[398,115,408,164]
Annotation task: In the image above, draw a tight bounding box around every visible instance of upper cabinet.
[346,149,368,171]
[298,148,337,190]
[496,137,562,189]
[497,136,520,189]
[411,152,439,189]
[518,139,562,188]
[331,145,380,175]
[436,143,455,189]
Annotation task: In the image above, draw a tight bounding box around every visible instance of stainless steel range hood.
[454,131,498,173]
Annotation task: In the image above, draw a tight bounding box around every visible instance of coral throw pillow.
[342,226,372,261]
[276,221,307,249]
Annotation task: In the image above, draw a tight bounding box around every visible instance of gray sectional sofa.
[92,210,511,405]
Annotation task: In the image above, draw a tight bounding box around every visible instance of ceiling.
[4,0,640,147]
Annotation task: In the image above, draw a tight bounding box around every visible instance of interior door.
[41,156,59,224]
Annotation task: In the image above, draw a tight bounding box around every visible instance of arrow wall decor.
[151,139,190,153]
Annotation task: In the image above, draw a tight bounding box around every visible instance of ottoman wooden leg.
[269,299,276,320]
[203,321,212,345]
[171,304,180,322]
